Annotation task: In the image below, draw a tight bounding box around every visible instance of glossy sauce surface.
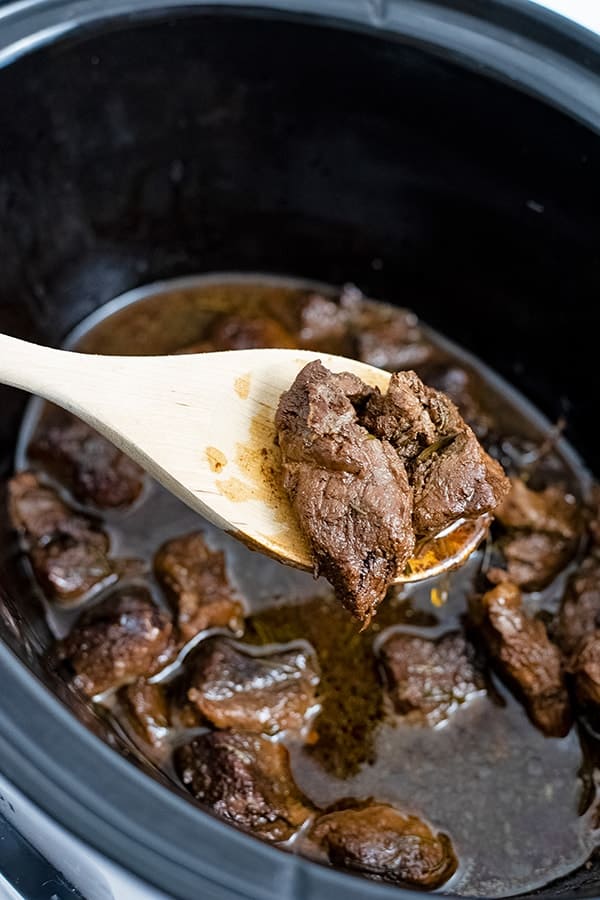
[16,276,599,897]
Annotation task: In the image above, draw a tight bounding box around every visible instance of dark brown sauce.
[15,275,598,897]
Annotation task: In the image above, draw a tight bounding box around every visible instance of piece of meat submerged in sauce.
[118,679,171,747]
[29,410,145,508]
[55,586,174,696]
[8,471,115,602]
[154,532,245,644]
[379,630,485,725]
[555,555,600,716]
[487,477,581,591]
[179,637,319,735]
[174,731,314,842]
[276,361,509,624]
[470,582,571,737]
[422,362,494,440]
[6,280,600,897]
[556,555,600,656]
[307,802,457,888]
[179,313,298,354]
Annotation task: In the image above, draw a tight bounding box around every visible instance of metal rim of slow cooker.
[0,2,599,899]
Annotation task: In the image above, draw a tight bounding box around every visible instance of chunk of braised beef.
[280,288,435,368]
[180,313,297,353]
[556,556,600,656]
[56,586,173,696]
[8,471,114,602]
[470,582,570,736]
[275,361,415,625]
[292,292,352,353]
[362,370,509,536]
[487,478,580,591]
[119,678,170,746]
[496,478,579,538]
[423,363,493,440]
[183,637,319,734]
[29,411,145,508]
[341,290,435,372]
[174,731,313,841]
[554,556,600,715]
[488,532,576,594]
[308,802,457,889]
[568,632,600,709]
[379,630,485,725]
[276,363,509,624]
[154,532,244,644]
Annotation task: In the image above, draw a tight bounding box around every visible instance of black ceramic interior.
[0,5,599,899]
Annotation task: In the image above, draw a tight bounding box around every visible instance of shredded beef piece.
[119,678,170,746]
[30,412,144,508]
[8,471,114,602]
[308,802,457,888]
[379,630,485,725]
[56,586,173,696]
[276,362,508,623]
[154,532,244,644]
[174,731,313,841]
[184,637,319,734]
[471,582,570,736]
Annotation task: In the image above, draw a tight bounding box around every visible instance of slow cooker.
[0,1,599,897]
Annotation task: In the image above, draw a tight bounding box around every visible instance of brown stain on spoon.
[206,446,228,473]
[234,373,251,399]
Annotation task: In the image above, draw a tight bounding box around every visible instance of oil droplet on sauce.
[430,586,448,607]
[206,446,227,473]
[234,373,251,399]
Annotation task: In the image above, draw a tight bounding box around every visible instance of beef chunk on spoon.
[276,361,509,624]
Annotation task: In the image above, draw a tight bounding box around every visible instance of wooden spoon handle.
[0,333,70,396]
[0,332,145,415]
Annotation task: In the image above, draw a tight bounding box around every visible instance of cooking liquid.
[15,275,600,897]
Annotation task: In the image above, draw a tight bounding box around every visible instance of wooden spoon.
[0,335,489,583]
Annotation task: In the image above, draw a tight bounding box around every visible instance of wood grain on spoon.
[0,335,488,582]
